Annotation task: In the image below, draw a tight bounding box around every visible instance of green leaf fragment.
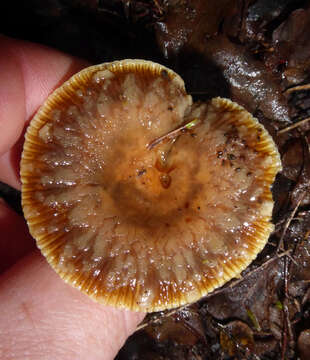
[185,118,200,129]
[275,300,283,310]
[246,308,261,331]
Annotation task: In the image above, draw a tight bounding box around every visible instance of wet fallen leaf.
[298,329,310,360]
[219,320,254,357]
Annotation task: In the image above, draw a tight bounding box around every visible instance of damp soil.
[1,0,310,359]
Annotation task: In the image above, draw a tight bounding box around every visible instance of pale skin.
[0,35,145,360]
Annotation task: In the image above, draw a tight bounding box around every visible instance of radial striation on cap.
[21,60,282,312]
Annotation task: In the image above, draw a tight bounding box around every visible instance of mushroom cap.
[21,60,282,312]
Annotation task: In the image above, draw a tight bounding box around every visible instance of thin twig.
[153,0,164,15]
[278,117,310,134]
[210,250,290,297]
[147,118,200,150]
[285,83,310,94]
[208,313,261,360]
[136,303,190,331]
[281,300,289,360]
[281,245,296,359]
[136,251,290,331]
[277,195,305,253]
[279,194,306,359]
[281,255,290,360]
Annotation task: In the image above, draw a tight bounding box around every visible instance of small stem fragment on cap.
[147,118,201,150]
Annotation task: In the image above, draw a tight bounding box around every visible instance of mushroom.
[21,60,282,312]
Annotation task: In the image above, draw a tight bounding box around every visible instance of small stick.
[209,314,261,360]
[147,118,201,150]
[136,303,189,331]
[279,193,306,358]
[153,0,164,15]
[276,195,305,253]
[212,250,290,295]
[285,83,310,94]
[278,117,310,134]
[281,250,295,360]
[136,251,290,331]
[281,303,288,360]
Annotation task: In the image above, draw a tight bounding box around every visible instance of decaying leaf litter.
[1,0,310,358]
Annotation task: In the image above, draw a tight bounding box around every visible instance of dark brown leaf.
[219,320,254,357]
[281,138,304,181]
[145,305,206,345]
[202,36,291,123]
[155,0,235,58]
[268,6,310,85]
[203,258,283,330]
[291,138,310,207]
[298,329,310,360]
[155,5,291,123]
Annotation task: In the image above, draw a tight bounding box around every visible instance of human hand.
[0,35,145,360]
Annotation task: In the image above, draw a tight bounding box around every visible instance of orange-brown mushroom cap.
[21,60,282,312]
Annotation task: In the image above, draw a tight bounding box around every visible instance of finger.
[0,37,25,159]
[0,252,145,360]
[0,35,89,189]
[0,198,35,274]
[0,137,24,190]
[0,37,146,359]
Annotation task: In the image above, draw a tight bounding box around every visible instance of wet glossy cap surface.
[21,60,281,312]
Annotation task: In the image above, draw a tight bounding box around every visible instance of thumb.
[0,252,145,360]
